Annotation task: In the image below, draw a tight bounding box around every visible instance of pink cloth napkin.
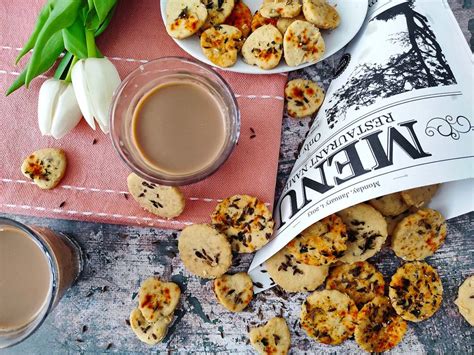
[0,0,286,229]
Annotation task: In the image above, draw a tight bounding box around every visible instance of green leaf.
[63,15,88,58]
[93,0,117,23]
[94,3,117,37]
[85,0,117,32]
[54,51,74,80]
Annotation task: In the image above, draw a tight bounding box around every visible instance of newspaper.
[249,0,474,292]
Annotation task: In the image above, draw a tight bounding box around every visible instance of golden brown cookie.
[202,0,235,29]
[260,0,302,18]
[400,184,439,208]
[283,20,325,67]
[285,79,325,118]
[200,25,243,67]
[302,0,340,29]
[251,10,278,32]
[455,275,474,326]
[213,272,253,312]
[242,25,283,70]
[21,148,67,190]
[138,277,181,323]
[224,1,252,37]
[368,192,410,217]
[129,308,171,345]
[165,0,208,38]
[249,317,291,355]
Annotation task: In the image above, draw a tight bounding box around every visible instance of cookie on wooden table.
[285,78,325,118]
[129,308,171,345]
[127,173,185,219]
[283,20,325,67]
[213,272,253,312]
[337,203,388,263]
[242,25,283,70]
[287,214,347,266]
[326,261,385,308]
[389,261,443,322]
[202,0,235,29]
[251,10,278,32]
[165,0,208,39]
[211,194,274,253]
[178,224,232,278]
[276,15,305,34]
[201,25,243,67]
[21,148,67,190]
[355,296,407,352]
[260,0,302,18]
[368,192,409,217]
[454,275,474,326]
[302,0,340,29]
[138,277,181,323]
[391,208,447,261]
[265,246,329,292]
[301,289,358,345]
[224,1,252,37]
[249,317,291,355]
[401,184,439,208]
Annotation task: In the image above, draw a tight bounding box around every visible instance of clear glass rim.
[109,56,240,186]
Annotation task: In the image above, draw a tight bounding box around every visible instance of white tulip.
[71,57,121,134]
[38,78,82,139]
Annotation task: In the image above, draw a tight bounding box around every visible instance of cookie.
[287,214,347,266]
[284,78,325,118]
[202,0,235,29]
[391,208,447,261]
[129,308,171,345]
[127,173,185,219]
[301,289,358,345]
[260,0,302,18]
[21,148,67,190]
[165,0,208,39]
[249,317,291,355]
[368,192,409,217]
[386,211,410,237]
[401,184,439,208]
[454,275,474,326]
[355,296,407,352]
[242,25,283,70]
[266,246,329,292]
[283,20,325,67]
[178,223,232,278]
[276,15,305,34]
[138,277,181,323]
[211,194,274,253]
[201,25,243,67]
[302,0,340,29]
[389,261,443,322]
[224,1,252,37]
[213,272,253,312]
[251,10,278,32]
[337,203,388,263]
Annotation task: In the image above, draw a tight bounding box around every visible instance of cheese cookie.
[242,25,283,70]
[201,25,243,67]
[368,192,409,217]
[283,20,325,67]
[276,15,305,34]
[138,277,181,323]
[251,10,278,32]
[302,0,340,29]
[165,0,208,39]
[455,275,474,326]
[224,1,252,37]
[249,317,291,355]
[129,308,171,345]
[285,78,325,118]
[401,184,439,208]
[260,0,302,18]
[21,148,67,190]
[202,0,235,29]
[213,272,253,312]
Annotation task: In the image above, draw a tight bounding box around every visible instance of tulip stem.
[65,56,78,82]
[85,29,97,58]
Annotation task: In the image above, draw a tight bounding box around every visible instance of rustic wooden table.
[2,1,473,354]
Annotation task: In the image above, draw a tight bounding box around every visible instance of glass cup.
[110,56,240,186]
[0,218,84,348]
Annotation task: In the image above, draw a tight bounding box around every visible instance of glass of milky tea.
[0,218,84,348]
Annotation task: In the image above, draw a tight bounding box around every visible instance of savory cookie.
[138,277,181,323]
[224,1,252,37]
[302,0,340,29]
[285,78,325,118]
[454,275,474,326]
[337,203,388,263]
[368,192,409,217]
[391,208,447,261]
[251,10,278,32]
[301,289,358,345]
[129,308,172,345]
[213,272,253,312]
[386,211,410,237]
[242,25,283,70]
[260,0,302,18]
[326,261,385,308]
[21,148,67,190]
[211,195,274,253]
[249,317,291,355]
[276,15,305,34]
[165,0,207,39]
[127,173,185,219]
[283,20,325,67]
[200,25,243,67]
[266,246,329,292]
[178,224,232,278]
[389,261,443,322]
[202,0,235,29]
[355,296,407,352]
[287,214,347,266]
[400,184,439,208]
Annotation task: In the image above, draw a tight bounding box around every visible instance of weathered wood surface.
[2,1,473,354]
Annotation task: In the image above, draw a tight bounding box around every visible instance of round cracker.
[337,203,388,263]
[326,261,385,308]
[249,317,291,355]
[224,1,252,37]
[251,10,278,32]
[200,25,243,67]
[178,224,232,278]
[391,208,447,261]
[242,25,283,70]
[283,20,325,67]
[202,0,235,29]
[302,0,340,29]
[211,195,274,253]
[285,78,325,118]
[400,184,439,208]
[165,0,208,39]
[368,192,409,217]
[213,272,253,312]
[21,148,67,190]
[389,261,443,322]
[266,246,329,292]
[138,277,181,322]
[287,214,347,266]
[129,308,171,345]
[260,0,302,18]
[454,275,474,326]
[301,289,358,345]
[355,296,407,352]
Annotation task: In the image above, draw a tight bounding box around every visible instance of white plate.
[160,0,368,74]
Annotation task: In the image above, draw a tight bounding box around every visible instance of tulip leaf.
[85,0,117,32]
[94,3,117,37]
[92,0,117,23]
[54,51,74,80]
[63,16,88,59]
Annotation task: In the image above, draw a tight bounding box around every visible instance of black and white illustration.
[326,0,457,129]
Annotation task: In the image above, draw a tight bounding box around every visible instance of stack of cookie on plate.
[165,0,340,69]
